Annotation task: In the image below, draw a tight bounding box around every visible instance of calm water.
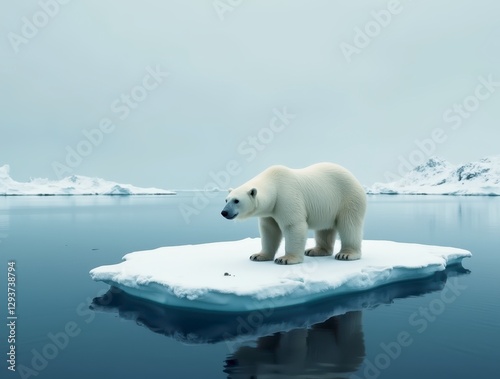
[0,193,499,379]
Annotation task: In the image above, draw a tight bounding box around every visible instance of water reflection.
[92,264,469,377]
[225,311,364,378]
[0,213,9,243]
[365,195,500,242]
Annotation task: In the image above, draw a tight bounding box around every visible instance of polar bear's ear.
[248,188,257,198]
[228,188,233,193]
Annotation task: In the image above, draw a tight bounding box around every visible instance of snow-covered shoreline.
[0,165,175,196]
[367,156,500,196]
[3,155,500,196]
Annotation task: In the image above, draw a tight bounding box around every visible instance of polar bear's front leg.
[274,222,307,265]
[250,217,282,262]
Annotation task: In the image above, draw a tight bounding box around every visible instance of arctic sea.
[0,193,498,379]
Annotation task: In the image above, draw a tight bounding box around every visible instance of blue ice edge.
[97,263,460,312]
[90,239,471,313]
[91,264,469,346]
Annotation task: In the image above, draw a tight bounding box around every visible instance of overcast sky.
[1,0,499,189]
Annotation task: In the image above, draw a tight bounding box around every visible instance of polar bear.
[221,162,366,265]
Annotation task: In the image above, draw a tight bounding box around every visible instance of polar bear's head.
[221,188,257,220]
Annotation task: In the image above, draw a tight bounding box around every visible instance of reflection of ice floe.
[224,265,471,378]
[90,239,471,312]
[225,311,365,379]
[91,264,469,347]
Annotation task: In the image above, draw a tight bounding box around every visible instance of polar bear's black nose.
[221,210,228,218]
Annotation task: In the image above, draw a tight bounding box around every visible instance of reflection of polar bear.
[221,163,366,264]
[225,311,365,378]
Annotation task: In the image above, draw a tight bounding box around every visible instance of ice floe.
[90,238,471,312]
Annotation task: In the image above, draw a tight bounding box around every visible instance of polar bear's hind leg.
[335,212,363,261]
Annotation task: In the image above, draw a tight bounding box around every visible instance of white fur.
[221,163,367,265]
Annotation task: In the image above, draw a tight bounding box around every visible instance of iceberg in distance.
[89,238,471,312]
[368,155,500,195]
[0,164,175,195]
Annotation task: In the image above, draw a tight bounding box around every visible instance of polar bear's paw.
[274,255,304,265]
[249,253,274,262]
[305,247,333,257]
[335,248,361,261]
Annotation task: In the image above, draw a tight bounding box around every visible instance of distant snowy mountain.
[368,156,500,196]
[0,165,175,196]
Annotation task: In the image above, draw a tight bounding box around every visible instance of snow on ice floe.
[368,156,500,196]
[0,164,175,195]
[89,238,471,312]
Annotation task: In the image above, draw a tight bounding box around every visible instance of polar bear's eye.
[234,199,239,204]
